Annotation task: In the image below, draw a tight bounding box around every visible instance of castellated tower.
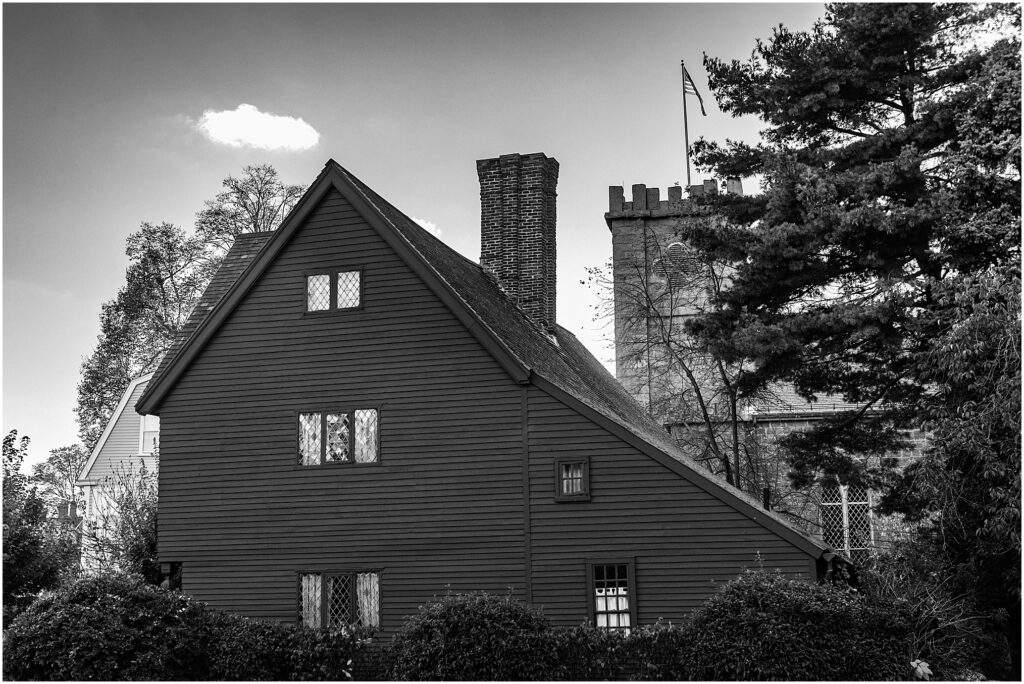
[604,179,736,432]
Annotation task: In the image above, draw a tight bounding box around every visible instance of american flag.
[681,63,707,116]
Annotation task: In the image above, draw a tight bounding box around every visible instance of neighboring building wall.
[77,375,158,570]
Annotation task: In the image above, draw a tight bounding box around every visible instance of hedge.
[2,572,358,681]
[683,569,913,680]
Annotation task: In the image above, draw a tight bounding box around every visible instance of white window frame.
[820,484,875,562]
[138,414,160,454]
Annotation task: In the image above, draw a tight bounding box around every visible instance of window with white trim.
[298,409,378,465]
[306,270,361,311]
[820,484,873,564]
[299,571,380,629]
[140,414,160,454]
[589,561,635,633]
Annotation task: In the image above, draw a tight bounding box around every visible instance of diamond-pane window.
[299,413,322,466]
[593,563,632,633]
[337,271,361,309]
[299,571,380,631]
[327,574,352,629]
[326,413,351,463]
[307,275,331,311]
[354,409,378,463]
[299,409,378,466]
[820,484,874,563]
[299,573,322,628]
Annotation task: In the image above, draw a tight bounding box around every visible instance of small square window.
[554,456,590,501]
[299,570,380,630]
[298,409,379,466]
[307,275,331,311]
[337,271,361,309]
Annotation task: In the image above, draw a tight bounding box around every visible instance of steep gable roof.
[137,159,830,559]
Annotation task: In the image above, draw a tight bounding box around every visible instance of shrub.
[387,592,560,680]
[208,611,357,681]
[682,569,913,680]
[2,572,213,680]
[3,572,359,681]
[549,622,690,680]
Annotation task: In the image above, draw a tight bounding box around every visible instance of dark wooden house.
[137,153,837,635]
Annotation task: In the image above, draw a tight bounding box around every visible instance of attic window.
[306,271,362,311]
[299,409,379,466]
[139,415,160,454]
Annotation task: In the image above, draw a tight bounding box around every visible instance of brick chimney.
[477,153,559,331]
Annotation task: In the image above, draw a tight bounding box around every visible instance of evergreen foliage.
[691,4,1020,674]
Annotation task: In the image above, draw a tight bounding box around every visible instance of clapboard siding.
[81,378,156,483]
[526,386,815,624]
[158,189,528,635]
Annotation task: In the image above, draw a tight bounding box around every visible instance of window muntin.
[139,414,160,454]
[298,409,378,466]
[299,571,380,630]
[307,275,331,311]
[591,563,633,633]
[820,484,873,564]
[554,456,590,501]
[305,270,362,312]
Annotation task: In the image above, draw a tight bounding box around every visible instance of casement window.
[299,571,380,630]
[298,409,379,465]
[139,414,160,454]
[554,456,590,501]
[820,484,873,564]
[587,561,636,633]
[306,270,362,312]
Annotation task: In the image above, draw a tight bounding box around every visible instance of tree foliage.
[76,165,304,451]
[3,431,79,625]
[691,2,1020,675]
[80,459,160,584]
[30,443,89,512]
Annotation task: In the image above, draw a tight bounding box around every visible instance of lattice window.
[593,563,632,633]
[337,271,361,309]
[354,409,378,463]
[652,242,703,289]
[299,571,380,631]
[298,409,378,466]
[326,413,351,463]
[298,412,322,466]
[299,573,323,628]
[307,275,331,311]
[820,484,874,563]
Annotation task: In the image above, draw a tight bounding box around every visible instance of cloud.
[196,104,319,151]
[412,217,442,238]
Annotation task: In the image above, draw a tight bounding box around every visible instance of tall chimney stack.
[477,153,559,331]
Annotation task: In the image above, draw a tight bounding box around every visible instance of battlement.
[606,178,743,218]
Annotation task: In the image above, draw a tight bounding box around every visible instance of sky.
[3,2,825,470]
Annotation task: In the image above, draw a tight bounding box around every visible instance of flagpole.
[681,60,691,187]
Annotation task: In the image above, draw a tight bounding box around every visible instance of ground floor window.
[298,571,380,629]
[820,484,873,564]
[588,561,635,633]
